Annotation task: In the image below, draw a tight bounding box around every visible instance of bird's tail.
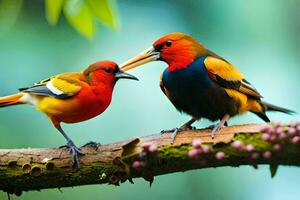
[0,93,24,108]
[260,101,295,114]
[249,100,294,122]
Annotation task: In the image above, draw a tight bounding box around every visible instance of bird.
[120,32,294,142]
[0,61,138,168]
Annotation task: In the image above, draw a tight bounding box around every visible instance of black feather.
[21,85,71,99]
[252,111,270,122]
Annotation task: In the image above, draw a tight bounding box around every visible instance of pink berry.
[251,152,259,159]
[148,145,157,153]
[292,136,300,144]
[262,133,271,141]
[132,161,141,169]
[273,144,282,152]
[231,140,244,150]
[188,149,200,159]
[279,132,287,140]
[215,152,225,160]
[290,121,300,128]
[270,135,277,142]
[192,139,202,149]
[142,143,151,151]
[273,121,281,128]
[259,124,270,132]
[246,144,255,152]
[202,146,211,154]
[263,151,272,159]
[288,128,297,136]
[268,127,276,134]
[276,127,284,135]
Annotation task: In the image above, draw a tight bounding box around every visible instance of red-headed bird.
[0,61,138,168]
[121,32,293,141]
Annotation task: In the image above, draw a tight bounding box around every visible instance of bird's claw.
[81,141,101,150]
[160,128,179,144]
[161,125,196,134]
[161,128,177,134]
[210,124,225,139]
[67,140,84,169]
[161,125,196,144]
[170,128,179,144]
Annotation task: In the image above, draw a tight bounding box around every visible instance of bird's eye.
[104,67,114,74]
[165,40,172,47]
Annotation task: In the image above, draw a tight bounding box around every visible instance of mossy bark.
[0,124,299,196]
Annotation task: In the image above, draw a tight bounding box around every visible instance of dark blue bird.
[121,32,294,141]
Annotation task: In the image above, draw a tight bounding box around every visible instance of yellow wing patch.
[19,72,83,99]
[204,55,262,99]
[204,56,244,80]
[51,73,82,95]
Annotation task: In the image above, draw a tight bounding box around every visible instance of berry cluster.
[188,139,213,164]
[132,143,157,170]
[230,139,268,160]
[187,122,300,165]
[261,121,300,144]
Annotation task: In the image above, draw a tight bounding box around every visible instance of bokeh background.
[0,0,300,199]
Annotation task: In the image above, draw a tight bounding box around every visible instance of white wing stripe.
[46,81,64,95]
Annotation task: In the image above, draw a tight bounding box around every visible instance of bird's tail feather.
[0,93,24,108]
[249,100,294,122]
[260,101,295,114]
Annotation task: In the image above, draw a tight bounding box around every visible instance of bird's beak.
[115,70,139,81]
[120,47,160,71]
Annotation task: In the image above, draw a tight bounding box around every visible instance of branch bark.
[1,123,299,196]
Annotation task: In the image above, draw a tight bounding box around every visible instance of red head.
[121,32,207,72]
[83,61,138,85]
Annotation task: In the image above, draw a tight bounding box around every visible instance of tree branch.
[1,123,300,196]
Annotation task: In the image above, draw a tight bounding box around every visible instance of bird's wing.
[19,72,82,99]
[204,51,262,99]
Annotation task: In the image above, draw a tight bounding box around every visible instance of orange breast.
[36,85,112,124]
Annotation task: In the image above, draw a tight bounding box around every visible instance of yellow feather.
[36,95,79,116]
[204,56,244,80]
[51,73,82,95]
[224,89,248,113]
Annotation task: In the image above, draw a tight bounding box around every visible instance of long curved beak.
[120,47,160,71]
[115,70,139,81]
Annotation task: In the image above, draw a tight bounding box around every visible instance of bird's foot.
[161,124,196,134]
[81,141,101,150]
[161,128,177,134]
[210,123,225,139]
[161,125,196,144]
[67,140,84,169]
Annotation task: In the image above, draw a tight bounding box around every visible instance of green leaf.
[45,0,64,26]
[63,0,94,39]
[86,0,119,28]
[0,0,23,36]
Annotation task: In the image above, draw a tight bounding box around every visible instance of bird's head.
[121,32,206,72]
[83,61,138,85]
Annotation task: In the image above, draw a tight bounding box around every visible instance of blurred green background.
[0,0,300,199]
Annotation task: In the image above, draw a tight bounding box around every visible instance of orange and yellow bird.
[0,61,138,168]
[121,32,293,141]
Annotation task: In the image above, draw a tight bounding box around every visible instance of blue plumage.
[161,56,239,121]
